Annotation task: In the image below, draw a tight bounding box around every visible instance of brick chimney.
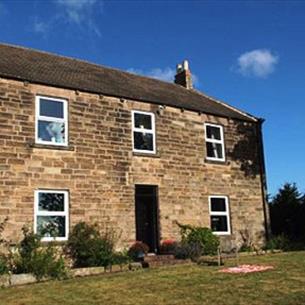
[174,60,193,89]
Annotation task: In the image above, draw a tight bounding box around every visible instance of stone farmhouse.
[0,44,269,251]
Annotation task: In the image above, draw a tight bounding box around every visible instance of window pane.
[38,121,65,143]
[134,132,154,151]
[36,216,66,238]
[38,193,65,212]
[210,216,228,232]
[134,113,152,129]
[40,99,64,118]
[211,197,226,212]
[206,125,221,140]
[206,142,223,159]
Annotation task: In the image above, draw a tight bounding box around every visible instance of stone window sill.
[28,142,75,151]
[40,240,68,246]
[132,151,161,158]
[205,158,230,166]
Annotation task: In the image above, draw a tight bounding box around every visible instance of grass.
[1,251,305,305]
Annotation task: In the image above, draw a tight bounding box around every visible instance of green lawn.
[1,252,305,305]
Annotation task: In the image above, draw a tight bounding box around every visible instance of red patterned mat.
[219,264,274,274]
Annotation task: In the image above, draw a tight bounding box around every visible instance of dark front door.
[135,185,159,253]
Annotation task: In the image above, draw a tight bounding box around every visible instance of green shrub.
[112,250,131,270]
[12,226,66,280]
[127,241,149,261]
[174,242,202,261]
[288,240,305,251]
[264,234,292,251]
[0,254,8,275]
[239,244,254,253]
[177,223,220,255]
[13,227,41,274]
[18,246,66,281]
[97,239,113,268]
[239,228,259,252]
[0,218,10,275]
[65,222,115,268]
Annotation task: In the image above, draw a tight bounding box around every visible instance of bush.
[127,241,149,261]
[174,242,202,261]
[0,217,10,250]
[264,234,292,251]
[177,223,220,255]
[111,250,131,270]
[12,226,66,280]
[0,254,8,275]
[0,218,10,275]
[65,222,115,268]
[160,239,177,254]
[20,246,66,281]
[238,228,261,253]
[239,244,254,253]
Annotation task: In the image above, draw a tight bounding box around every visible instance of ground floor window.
[34,190,69,241]
[209,196,231,235]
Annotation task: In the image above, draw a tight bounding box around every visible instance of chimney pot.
[176,63,183,73]
[183,60,189,71]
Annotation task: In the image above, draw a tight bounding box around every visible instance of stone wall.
[0,78,268,250]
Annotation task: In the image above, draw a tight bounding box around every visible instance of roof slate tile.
[0,43,256,122]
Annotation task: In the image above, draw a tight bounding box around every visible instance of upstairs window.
[34,190,69,241]
[132,110,156,154]
[204,123,225,161]
[209,196,231,235]
[35,96,68,146]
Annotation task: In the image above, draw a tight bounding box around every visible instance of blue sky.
[0,0,304,196]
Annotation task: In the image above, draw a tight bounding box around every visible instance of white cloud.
[127,67,175,82]
[33,20,49,35]
[237,49,279,78]
[56,0,98,24]
[147,67,176,82]
[32,0,102,37]
[55,0,102,36]
[127,67,199,85]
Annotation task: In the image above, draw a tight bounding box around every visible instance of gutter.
[192,89,258,123]
[256,118,271,241]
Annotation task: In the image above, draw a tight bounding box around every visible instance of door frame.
[134,184,160,253]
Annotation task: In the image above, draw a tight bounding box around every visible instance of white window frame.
[34,190,69,241]
[132,110,156,154]
[209,195,231,235]
[204,123,225,162]
[35,95,68,146]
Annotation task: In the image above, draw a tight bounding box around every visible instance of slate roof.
[0,43,257,122]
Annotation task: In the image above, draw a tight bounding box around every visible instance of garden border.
[0,260,193,288]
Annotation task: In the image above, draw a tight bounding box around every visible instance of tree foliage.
[269,183,305,240]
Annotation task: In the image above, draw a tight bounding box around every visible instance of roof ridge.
[191,89,258,122]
